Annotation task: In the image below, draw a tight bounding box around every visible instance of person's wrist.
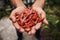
[15,6,27,12]
[16,5,26,8]
[32,2,44,9]
[32,5,42,9]
[32,6,43,14]
[32,1,44,8]
[16,6,26,9]
[15,2,26,8]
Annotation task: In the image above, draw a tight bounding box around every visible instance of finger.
[25,28,31,32]
[43,18,48,25]
[35,22,42,30]
[9,10,16,23]
[13,22,25,33]
[13,22,20,30]
[41,11,46,20]
[19,28,25,33]
[28,28,36,35]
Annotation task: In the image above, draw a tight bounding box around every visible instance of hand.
[9,7,26,33]
[28,6,48,35]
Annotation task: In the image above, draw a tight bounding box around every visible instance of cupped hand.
[28,6,48,35]
[9,7,26,33]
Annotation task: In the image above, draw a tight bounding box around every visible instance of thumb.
[43,18,48,25]
[9,16,16,23]
[9,10,16,23]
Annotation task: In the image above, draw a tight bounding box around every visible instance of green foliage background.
[0,0,60,40]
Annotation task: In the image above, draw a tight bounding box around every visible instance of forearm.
[33,0,47,8]
[10,0,26,8]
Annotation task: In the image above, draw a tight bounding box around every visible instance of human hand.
[28,6,48,35]
[9,7,26,33]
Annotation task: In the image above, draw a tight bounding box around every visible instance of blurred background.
[0,0,60,40]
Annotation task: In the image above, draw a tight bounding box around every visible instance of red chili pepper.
[16,8,44,32]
